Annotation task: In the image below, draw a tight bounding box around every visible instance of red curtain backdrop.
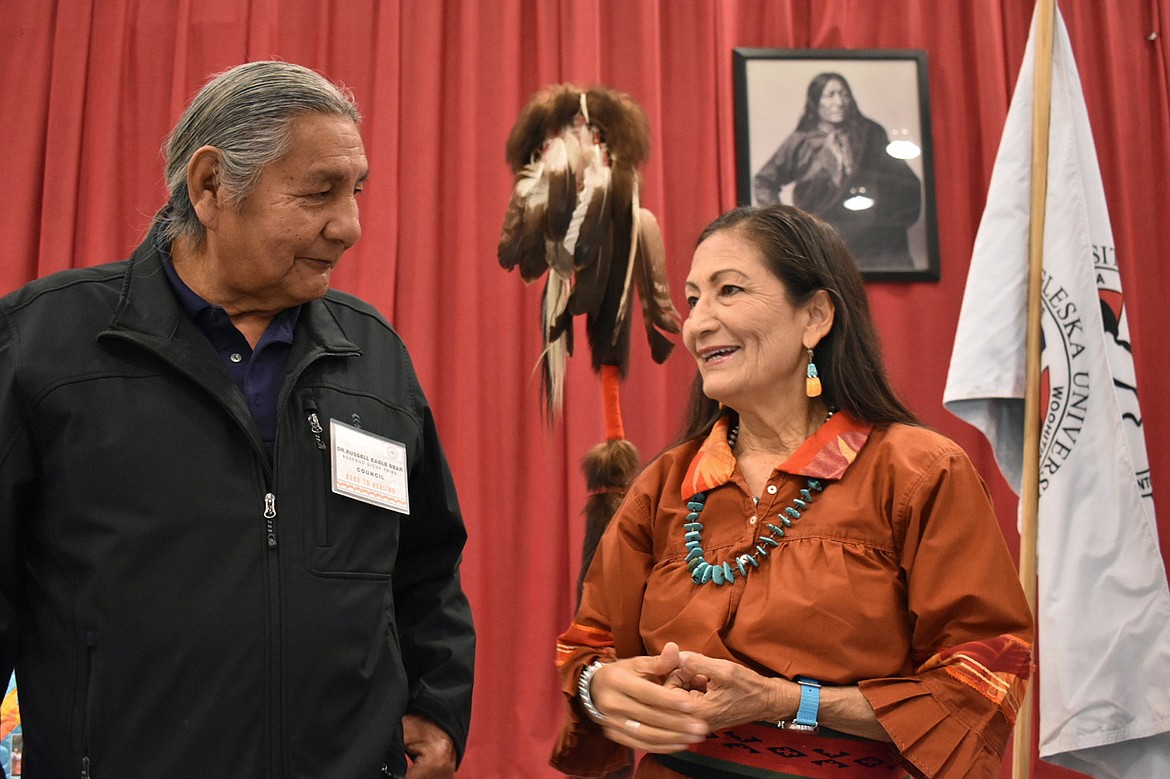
[2,2,1167,777]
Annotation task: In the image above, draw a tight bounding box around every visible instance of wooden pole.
[1012,1,1056,777]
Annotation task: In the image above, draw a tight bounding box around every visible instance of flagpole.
[1013,1,1056,777]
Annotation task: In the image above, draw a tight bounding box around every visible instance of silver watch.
[576,659,609,723]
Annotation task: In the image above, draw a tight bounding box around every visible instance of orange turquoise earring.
[805,348,822,398]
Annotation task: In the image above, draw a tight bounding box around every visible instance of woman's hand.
[587,642,711,753]
[675,651,797,732]
[676,652,892,741]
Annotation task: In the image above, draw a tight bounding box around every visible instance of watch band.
[783,676,821,731]
[577,659,609,723]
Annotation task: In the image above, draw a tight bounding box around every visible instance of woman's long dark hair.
[677,204,918,444]
[796,72,862,132]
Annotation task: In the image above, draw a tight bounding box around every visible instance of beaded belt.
[652,722,908,778]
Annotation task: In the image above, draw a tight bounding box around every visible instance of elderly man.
[0,62,474,778]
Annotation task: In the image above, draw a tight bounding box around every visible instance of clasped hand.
[587,642,792,753]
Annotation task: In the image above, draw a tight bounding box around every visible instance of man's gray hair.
[156,61,361,245]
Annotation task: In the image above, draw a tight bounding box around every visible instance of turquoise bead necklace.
[684,419,828,586]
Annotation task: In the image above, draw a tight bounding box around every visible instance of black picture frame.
[733,48,940,282]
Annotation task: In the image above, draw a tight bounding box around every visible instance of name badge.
[329,419,410,514]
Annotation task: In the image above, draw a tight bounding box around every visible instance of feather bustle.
[500,82,676,413]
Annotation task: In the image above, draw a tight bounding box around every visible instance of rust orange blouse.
[552,412,1033,779]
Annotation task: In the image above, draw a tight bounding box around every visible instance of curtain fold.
[1,2,1166,777]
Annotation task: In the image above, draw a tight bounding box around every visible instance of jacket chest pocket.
[297,393,414,578]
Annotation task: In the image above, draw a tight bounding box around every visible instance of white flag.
[943,5,1170,777]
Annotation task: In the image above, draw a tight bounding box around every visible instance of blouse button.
[749,515,758,525]
[766,485,778,494]
[230,353,243,363]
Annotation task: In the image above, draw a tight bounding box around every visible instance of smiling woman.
[551,204,1034,779]
[682,230,833,453]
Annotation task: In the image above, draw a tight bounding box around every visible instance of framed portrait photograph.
[733,49,940,282]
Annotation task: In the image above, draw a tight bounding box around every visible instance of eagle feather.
[542,136,575,245]
[632,208,682,364]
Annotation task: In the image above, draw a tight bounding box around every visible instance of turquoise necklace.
[684,422,827,586]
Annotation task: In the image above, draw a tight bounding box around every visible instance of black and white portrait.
[735,50,939,281]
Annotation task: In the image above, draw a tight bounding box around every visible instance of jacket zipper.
[305,401,331,545]
[308,411,327,450]
[264,492,277,548]
[262,484,281,777]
